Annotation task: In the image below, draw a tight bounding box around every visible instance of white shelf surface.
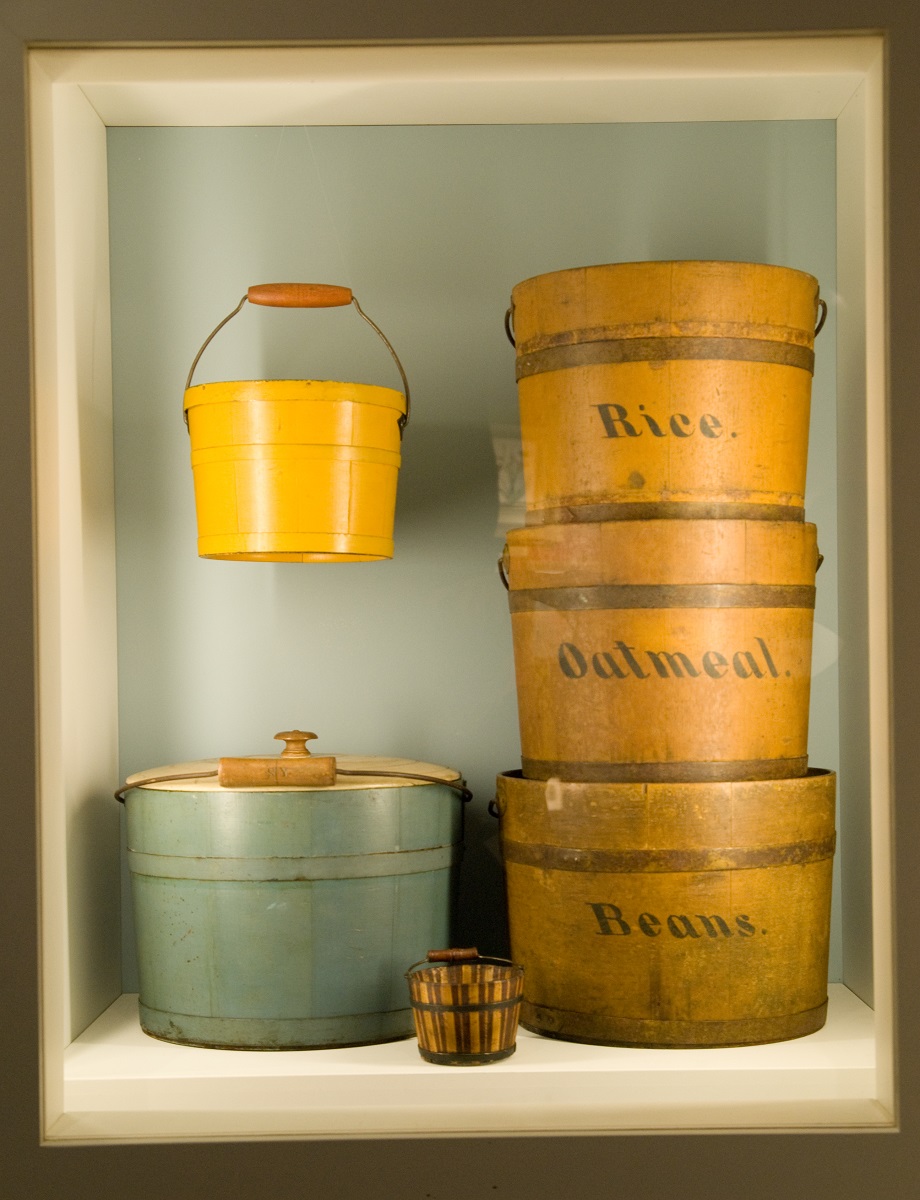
[54,984,888,1142]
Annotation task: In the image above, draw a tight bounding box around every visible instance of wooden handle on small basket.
[247,283,354,308]
[427,948,479,962]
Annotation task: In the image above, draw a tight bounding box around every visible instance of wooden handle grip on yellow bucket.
[247,282,354,308]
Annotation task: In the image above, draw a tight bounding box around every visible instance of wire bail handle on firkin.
[184,282,411,435]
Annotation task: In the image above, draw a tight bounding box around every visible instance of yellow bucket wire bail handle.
[183,282,411,436]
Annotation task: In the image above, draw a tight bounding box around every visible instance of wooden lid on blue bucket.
[117,729,467,797]
[124,754,464,793]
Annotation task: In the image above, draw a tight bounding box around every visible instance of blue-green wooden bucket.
[121,756,464,1050]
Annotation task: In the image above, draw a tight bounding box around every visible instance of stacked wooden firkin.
[496,261,835,1048]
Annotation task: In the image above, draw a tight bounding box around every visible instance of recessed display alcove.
[28,36,891,1143]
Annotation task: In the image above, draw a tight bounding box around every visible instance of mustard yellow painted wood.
[510,261,823,522]
[503,519,819,782]
[183,378,406,561]
[496,769,835,1048]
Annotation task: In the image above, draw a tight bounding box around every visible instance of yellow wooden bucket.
[507,260,826,524]
[183,283,409,562]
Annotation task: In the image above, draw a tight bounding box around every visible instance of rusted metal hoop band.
[409,996,522,1013]
[521,999,828,1049]
[502,833,836,874]
[515,336,815,380]
[525,501,806,525]
[508,584,816,612]
[520,756,809,783]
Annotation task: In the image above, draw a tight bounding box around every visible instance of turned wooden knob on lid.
[274,730,318,758]
[217,729,337,788]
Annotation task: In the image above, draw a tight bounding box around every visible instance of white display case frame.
[28,36,890,1144]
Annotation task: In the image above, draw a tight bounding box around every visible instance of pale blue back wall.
[107,121,838,989]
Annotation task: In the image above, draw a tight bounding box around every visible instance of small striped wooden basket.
[406,949,524,1065]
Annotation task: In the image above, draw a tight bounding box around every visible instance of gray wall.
[4,1,920,1198]
[107,120,840,986]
